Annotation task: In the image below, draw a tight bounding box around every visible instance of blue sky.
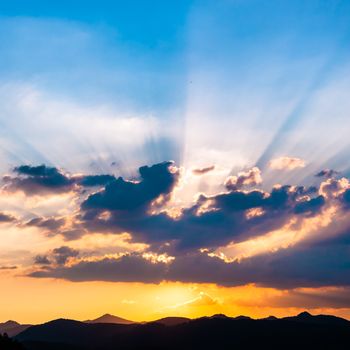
[0,0,350,180]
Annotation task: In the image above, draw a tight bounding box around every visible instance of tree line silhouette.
[0,333,24,350]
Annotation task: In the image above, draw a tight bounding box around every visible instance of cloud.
[30,253,167,283]
[28,219,350,288]
[23,215,88,241]
[315,169,339,178]
[0,212,16,223]
[0,265,17,270]
[58,228,88,241]
[5,160,348,289]
[52,246,79,265]
[24,217,66,231]
[28,190,350,289]
[294,195,325,215]
[81,161,179,212]
[34,255,51,265]
[167,292,218,309]
[342,188,350,208]
[319,177,349,199]
[192,165,215,175]
[224,167,262,191]
[3,164,118,195]
[80,182,324,254]
[3,165,75,195]
[269,157,305,170]
[269,287,350,309]
[77,175,116,187]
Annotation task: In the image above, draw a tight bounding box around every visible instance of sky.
[1,0,350,324]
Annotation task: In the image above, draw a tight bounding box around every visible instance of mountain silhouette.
[0,321,32,337]
[151,316,190,326]
[84,313,134,325]
[282,311,350,326]
[14,312,350,349]
[0,332,24,350]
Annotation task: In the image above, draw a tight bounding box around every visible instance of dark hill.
[0,321,32,337]
[150,316,190,326]
[16,318,133,349]
[84,313,134,325]
[0,332,24,350]
[15,312,350,350]
[282,311,350,326]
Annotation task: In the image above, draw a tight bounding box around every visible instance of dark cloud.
[341,188,350,208]
[3,164,117,195]
[22,216,87,241]
[24,217,66,231]
[34,255,51,265]
[4,164,74,195]
[315,169,339,178]
[29,229,350,288]
[78,174,116,187]
[8,161,350,289]
[80,183,323,253]
[0,212,16,223]
[15,165,62,177]
[268,288,350,309]
[192,165,215,175]
[58,228,87,241]
[294,195,325,215]
[52,246,79,265]
[30,254,166,283]
[82,161,179,212]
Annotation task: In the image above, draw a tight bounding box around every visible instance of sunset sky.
[1,0,350,324]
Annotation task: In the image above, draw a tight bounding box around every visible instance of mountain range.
[0,321,32,337]
[0,312,349,349]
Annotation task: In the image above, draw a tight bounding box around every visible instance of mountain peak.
[0,320,31,337]
[234,315,252,320]
[211,314,229,319]
[261,316,278,321]
[297,311,312,318]
[2,320,19,326]
[86,313,134,325]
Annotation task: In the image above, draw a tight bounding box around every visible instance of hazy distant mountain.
[84,313,134,325]
[0,321,31,337]
[151,316,190,326]
[15,312,350,349]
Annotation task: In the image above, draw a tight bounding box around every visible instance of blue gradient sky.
[1,0,350,183]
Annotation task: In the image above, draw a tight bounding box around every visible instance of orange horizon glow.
[1,275,349,324]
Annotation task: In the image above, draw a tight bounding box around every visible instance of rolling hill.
[150,316,190,326]
[14,312,350,350]
[0,321,32,337]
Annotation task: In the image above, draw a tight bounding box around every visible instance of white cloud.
[269,157,305,170]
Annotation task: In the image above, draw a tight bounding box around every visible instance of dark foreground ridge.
[6,312,350,350]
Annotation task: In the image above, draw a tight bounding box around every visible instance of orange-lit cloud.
[269,157,305,170]
[224,167,262,190]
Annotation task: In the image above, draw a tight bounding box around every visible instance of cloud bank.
[1,160,342,291]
